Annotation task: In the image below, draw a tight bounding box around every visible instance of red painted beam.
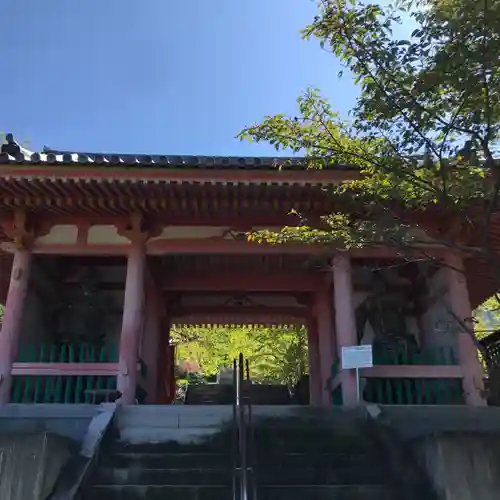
[20,213,307,229]
[0,166,357,183]
[154,242,450,259]
[164,272,323,292]
[173,315,305,326]
[27,240,324,256]
[18,238,448,259]
[148,239,323,256]
[29,243,128,256]
[172,306,310,318]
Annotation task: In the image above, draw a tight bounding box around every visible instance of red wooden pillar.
[315,290,334,406]
[332,254,358,407]
[0,248,32,405]
[445,252,486,406]
[307,319,322,406]
[118,243,146,405]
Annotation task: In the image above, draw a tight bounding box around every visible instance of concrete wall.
[379,406,500,500]
[0,432,72,500]
[0,405,103,499]
[413,434,500,500]
[0,405,99,442]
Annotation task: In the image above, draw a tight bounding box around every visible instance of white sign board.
[341,345,373,370]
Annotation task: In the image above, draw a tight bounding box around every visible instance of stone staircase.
[86,443,233,499]
[82,406,234,500]
[250,408,399,500]
[82,406,405,500]
[185,384,292,405]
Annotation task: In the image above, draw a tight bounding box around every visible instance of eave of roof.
[0,148,357,171]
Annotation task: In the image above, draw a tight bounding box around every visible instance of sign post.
[341,345,373,403]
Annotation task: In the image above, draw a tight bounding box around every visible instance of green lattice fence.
[11,342,118,404]
[372,344,457,366]
[331,345,464,406]
[363,377,463,404]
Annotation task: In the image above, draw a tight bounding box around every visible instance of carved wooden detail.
[0,211,52,249]
[116,213,162,244]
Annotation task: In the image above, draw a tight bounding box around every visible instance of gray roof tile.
[0,135,356,170]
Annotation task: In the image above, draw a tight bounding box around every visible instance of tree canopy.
[171,324,308,387]
[475,296,500,338]
[238,0,500,345]
[239,0,500,256]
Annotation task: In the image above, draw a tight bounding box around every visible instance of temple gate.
[0,137,490,407]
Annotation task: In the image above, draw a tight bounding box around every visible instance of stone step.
[109,436,377,456]
[250,406,366,426]
[110,426,378,454]
[105,451,231,469]
[255,464,389,486]
[117,426,233,448]
[85,484,393,500]
[104,449,377,470]
[257,485,395,500]
[84,484,232,500]
[115,405,364,430]
[252,431,378,454]
[95,461,387,487]
[255,451,383,468]
[184,384,233,405]
[110,437,231,454]
[116,405,233,435]
[252,422,368,437]
[184,384,294,406]
[95,467,232,486]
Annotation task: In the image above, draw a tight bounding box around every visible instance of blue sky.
[1,0,404,156]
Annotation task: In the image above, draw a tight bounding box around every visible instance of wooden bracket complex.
[1,211,38,250]
[0,211,55,251]
[117,213,162,244]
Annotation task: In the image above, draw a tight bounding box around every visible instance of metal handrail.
[232,353,257,500]
[232,354,248,500]
[245,358,258,500]
[239,353,249,500]
[232,358,238,500]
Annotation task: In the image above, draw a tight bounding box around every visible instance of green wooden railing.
[372,345,457,367]
[362,377,463,405]
[11,342,119,404]
[331,345,464,406]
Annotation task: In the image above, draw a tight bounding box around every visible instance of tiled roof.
[0,134,356,170]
